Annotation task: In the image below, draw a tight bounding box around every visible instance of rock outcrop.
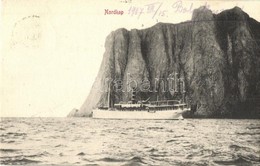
[68,7,260,118]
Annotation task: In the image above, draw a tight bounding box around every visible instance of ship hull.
[92,109,189,120]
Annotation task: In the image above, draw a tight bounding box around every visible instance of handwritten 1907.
[127,0,244,19]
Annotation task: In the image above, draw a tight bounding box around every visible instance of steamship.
[92,73,191,120]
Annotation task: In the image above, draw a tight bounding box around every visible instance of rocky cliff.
[68,6,260,118]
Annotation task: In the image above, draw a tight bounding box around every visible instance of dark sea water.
[0,118,259,165]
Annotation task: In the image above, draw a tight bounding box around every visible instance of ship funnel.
[131,89,137,104]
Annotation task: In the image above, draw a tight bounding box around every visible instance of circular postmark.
[11,15,41,48]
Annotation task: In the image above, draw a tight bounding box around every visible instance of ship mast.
[180,78,186,103]
[174,72,178,93]
[173,72,186,102]
[107,84,110,108]
[107,83,113,108]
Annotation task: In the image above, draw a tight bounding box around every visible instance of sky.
[1,0,260,117]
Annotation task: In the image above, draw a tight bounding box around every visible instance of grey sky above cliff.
[1,0,260,117]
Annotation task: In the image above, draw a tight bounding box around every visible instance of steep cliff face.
[68,7,260,118]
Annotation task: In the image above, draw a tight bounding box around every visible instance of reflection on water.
[0,118,259,165]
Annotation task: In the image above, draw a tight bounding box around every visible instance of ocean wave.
[166,139,177,143]
[173,135,184,138]
[95,156,146,165]
[0,149,19,153]
[214,156,252,165]
[1,140,16,143]
[229,144,256,153]
[229,145,260,163]
[147,148,158,152]
[173,160,209,166]
[236,132,260,136]
[5,132,27,137]
[238,154,260,163]
[0,151,50,159]
[0,157,40,165]
[122,156,146,166]
[97,157,127,162]
[246,126,260,130]
[77,152,86,156]
[147,127,164,130]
